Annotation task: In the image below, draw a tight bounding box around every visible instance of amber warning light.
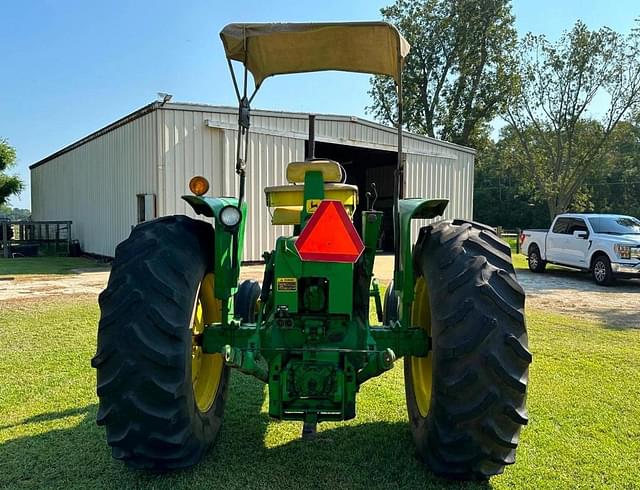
[189,176,210,196]
[295,200,364,263]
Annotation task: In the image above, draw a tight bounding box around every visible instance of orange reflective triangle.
[295,200,364,263]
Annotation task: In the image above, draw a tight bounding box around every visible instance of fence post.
[2,222,8,258]
[516,227,521,254]
[67,221,72,256]
[55,223,60,255]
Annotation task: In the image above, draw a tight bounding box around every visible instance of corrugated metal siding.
[159,108,304,261]
[31,112,157,256]
[240,131,305,261]
[404,151,474,243]
[30,104,473,260]
[200,108,469,158]
[160,109,225,216]
[201,109,474,248]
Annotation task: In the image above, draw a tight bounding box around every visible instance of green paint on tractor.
[92,21,531,481]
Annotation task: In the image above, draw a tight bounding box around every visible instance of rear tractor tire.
[91,215,230,470]
[382,280,400,325]
[235,280,261,323]
[405,219,531,480]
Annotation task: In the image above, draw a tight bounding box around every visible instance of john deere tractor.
[92,22,530,480]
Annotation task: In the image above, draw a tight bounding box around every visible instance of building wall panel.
[30,104,474,261]
[158,109,305,261]
[31,112,157,256]
[405,151,474,243]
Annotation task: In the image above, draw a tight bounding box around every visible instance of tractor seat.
[265,160,358,225]
[286,160,344,183]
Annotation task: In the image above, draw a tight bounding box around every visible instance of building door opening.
[308,141,398,253]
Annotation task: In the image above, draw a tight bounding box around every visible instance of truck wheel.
[91,215,230,470]
[527,245,546,272]
[235,280,261,322]
[592,254,615,286]
[405,219,530,480]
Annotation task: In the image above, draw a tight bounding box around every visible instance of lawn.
[0,257,108,277]
[1,299,638,490]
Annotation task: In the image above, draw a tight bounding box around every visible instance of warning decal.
[277,277,298,292]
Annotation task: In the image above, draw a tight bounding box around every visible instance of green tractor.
[92,22,530,480]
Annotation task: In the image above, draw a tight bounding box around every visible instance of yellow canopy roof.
[220,22,410,87]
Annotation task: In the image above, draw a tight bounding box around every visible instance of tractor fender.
[182,195,240,219]
[396,198,448,319]
[182,195,248,302]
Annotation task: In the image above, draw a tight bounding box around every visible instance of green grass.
[1,300,639,490]
[511,253,528,270]
[0,257,108,277]
[505,237,518,251]
[503,237,530,270]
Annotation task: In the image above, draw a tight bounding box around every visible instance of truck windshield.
[588,216,640,235]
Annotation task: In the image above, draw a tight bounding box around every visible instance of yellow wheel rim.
[191,273,224,412]
[410,277,433,417]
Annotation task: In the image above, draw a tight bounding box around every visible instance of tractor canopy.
[220,22,410,86]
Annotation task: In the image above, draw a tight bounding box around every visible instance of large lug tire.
[404,219,531,480]
[91,215,230,470]
[234,280,261,323]
[592,254,615,286]
[382,280,400,325]
[527,245,546,273]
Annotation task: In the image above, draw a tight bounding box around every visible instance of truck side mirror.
[573,230,588,239]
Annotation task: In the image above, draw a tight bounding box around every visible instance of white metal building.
[30,102,475,261]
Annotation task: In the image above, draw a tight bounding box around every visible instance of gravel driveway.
[2,257,637,327]
[516,267,639,328]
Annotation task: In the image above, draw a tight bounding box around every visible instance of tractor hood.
[220,22,410,86]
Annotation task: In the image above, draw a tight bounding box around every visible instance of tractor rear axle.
[201,320,430,423]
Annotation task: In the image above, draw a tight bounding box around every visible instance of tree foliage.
[0,205,31,220]
[368,0,518,147]
[473,119,640,228]
[586,119,640,218]
[473,130,549,229]
[504,20,640,219]
[0,138,23,207]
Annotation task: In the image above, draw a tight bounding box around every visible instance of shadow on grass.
[0,374,491,490]
[590,308,640,330]
[0,406,92,430]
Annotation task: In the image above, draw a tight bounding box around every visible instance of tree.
[586,119,640,218]
[0,138,23,207]
[367,0,519,147]
[0,205,31,220]
[473,128,549,228]
[504,21,640,219]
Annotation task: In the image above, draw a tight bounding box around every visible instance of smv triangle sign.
[295,200,364,263]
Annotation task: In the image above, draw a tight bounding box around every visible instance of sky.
[1,0,638,209]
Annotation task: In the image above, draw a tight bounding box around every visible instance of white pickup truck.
[520,213,640,285]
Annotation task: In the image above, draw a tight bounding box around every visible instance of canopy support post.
[223,29,260,270]
[393,62,404,287]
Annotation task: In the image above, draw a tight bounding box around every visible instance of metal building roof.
[30,101,474,170]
